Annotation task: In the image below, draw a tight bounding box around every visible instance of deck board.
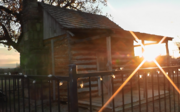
[78,89,169,111]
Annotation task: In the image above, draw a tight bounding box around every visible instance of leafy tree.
[0,0,107,52]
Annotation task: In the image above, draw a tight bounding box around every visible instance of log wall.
[44,35,70,76]
[70,36,135,99]
[111,38,135,70]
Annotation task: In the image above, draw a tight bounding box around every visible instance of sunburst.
[99,31,179,112]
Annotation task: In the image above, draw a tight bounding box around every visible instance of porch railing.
[0,65,180,112]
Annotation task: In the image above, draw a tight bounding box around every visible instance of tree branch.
[0,41,8,45]
[0,6,21,20]
[1,24,10,39]
[1,24,20,52]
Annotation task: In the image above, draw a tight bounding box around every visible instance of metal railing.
[0,65,180,112]
[0,74,74,112]
[74,65,180,112]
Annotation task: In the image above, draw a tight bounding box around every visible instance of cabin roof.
[39,3,121,30]
[39,3,173,41]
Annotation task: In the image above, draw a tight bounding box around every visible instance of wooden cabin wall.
[43,10,66,40]
[111,37,135,70]
[71,37,107,73]
[44,36,70,76]
[70,36,135,99]
[53,37,70,76]
[70,37,107,99]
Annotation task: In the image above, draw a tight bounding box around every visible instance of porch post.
[51,39,56,100]
[166,40,170,66]
[69,64,78,112]
[106,36,112,101]
[107,36,112,70]
[142,39,145,53]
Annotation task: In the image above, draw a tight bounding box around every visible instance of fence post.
[69,64,78,112]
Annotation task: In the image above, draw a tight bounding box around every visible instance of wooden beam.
[106,36,113,106]
[107,36,112,70]
[142,39,145,53]
[166,40,170,66]
[134,42,159,47]
[70,33,110,44]
[51,39,56,100]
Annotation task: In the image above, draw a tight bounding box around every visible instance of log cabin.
[38,3,172,75]
[20,2,173,100]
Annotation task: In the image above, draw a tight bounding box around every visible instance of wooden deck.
[78,89,169,111]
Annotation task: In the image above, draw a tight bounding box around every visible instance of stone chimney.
[20,0,46,75]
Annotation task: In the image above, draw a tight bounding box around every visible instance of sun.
[142,44,161,61]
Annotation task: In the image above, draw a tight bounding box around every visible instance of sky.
[0,46,19,68]
[104,0,180,57]
[0,0,180,68]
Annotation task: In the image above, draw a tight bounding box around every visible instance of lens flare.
[98,59,146,112]
[154,60,180,94]
[99,31,180,112]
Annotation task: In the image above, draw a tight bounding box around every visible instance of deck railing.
[0,74,74,112]
[0,65,180,112]
[74,65,180,112]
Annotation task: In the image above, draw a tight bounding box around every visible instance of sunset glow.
[99,31,177,112]
[142,44,162,61]
[0,47,20,68]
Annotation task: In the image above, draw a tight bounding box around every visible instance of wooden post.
[51,39,56,100]
[96,54,101,96]
[106,36,112,101]
[69,64,78,112]
[166,40,170,66]
[107,36,112,71]
[142,39,145,53]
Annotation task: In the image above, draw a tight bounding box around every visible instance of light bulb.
[80,82,83,88]
[59,81,63,86]
[33,80,36,84]
[112,75,115,78]
[139,75,142,78]
[48,74,52,77]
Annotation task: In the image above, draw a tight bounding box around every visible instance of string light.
[80,81,84,88]
[120,67,123,70]
[112,73,115,78]
[166,72,168,75]
[59,81,63,86]
[48,74,52,77]
[157,71,160,74]
[174,71,176,73]
[33,80,36,84]
[100,77,103,81]
[147,73,150,76]
[139,75,142,78]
